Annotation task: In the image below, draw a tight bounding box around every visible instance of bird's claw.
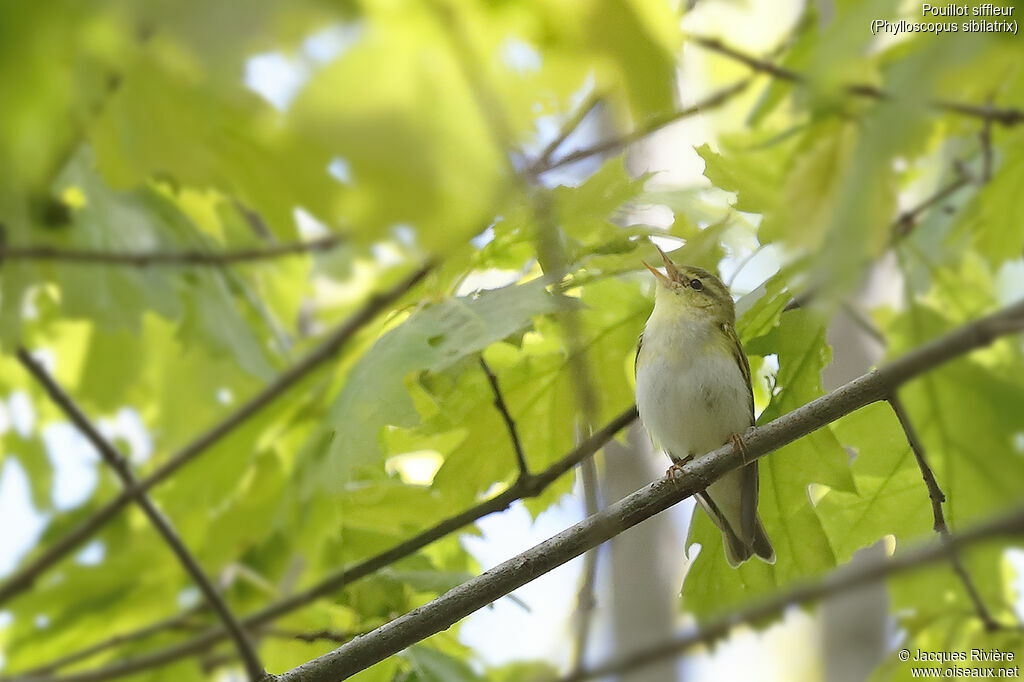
[665,455,693,482]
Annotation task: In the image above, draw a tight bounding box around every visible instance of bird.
[634,246,775,567]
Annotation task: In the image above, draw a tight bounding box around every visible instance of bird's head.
[644,246,735,324]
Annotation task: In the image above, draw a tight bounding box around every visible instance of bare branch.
[887,394,1003,631]
[560,506,1024,682]
[980,111,995,183]
[526,92,604,176]
[0,263,434,608]
[479,356,529,479]
[14,351,266,680]
[0,235,344,267]
[535,79,753,176]
[892,165,973,241]
[689,35,1024,126]
[6,407,638,681]
[261,628,364,645]
[263,298,1024,682]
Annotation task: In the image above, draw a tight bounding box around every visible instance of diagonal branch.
[14,350,266,681]
[0,234,344,267]
[534,79,753,175]
[560,506,1024,682]
[526,91,604,176]
[891,164,973,241]
[689,35,1024,126]
[0,262,434,608]
[5,407,639,681]
[479,356,529,478]
[264,298,1024,682]
[887,394,1003,631]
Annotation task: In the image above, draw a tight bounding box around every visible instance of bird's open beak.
[643,261,672,287]
[644,245,683,287]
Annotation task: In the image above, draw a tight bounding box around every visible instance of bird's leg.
[665,454,694,481]
[728,433,749,464]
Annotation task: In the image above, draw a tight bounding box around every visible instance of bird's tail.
[697,489,776,568]
[721,513,775,568]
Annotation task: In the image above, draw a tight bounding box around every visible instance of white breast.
[635,317,751,462]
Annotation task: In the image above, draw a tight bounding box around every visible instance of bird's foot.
[665,455,693,482]
[729,433,749,463]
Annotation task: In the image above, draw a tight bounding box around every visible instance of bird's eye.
[689,279,704,291]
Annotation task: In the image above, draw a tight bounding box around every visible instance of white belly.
[635,326,751,461]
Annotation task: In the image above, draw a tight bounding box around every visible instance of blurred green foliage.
[0,0,1022,680]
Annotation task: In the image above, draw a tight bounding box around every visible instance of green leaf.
[815,403,933,561]
[305,280,579,491]
[403,645,483,682]
[289,6,509,250]
[393,277,649,514]
[953,130,1024,267]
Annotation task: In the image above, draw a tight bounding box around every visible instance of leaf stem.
[479,356,530,480]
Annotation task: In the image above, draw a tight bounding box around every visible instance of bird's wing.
[720,322,754,421]
[721,321,759,539]
[634,331,643,376]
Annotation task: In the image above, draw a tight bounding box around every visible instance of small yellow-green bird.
[635,246,775,567]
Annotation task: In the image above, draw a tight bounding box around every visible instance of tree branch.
[560,506,1024,682]
[689,35,1024,126]
[891,165,973,241]
[526,91,604,176]
[0,262,434,608]
[4,407,639,682]
[266,299,1024,682]
[887,394,1002,631]
[0,235,344,267]
[534,79,753,175]
[14,351,266,681]
[478,356,529,479]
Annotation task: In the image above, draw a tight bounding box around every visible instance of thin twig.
[246,298,1022,682]
[15,351,266,681]
[262,628,363,645]
[559,506,1024,682]
[0,235,344,267]
[535,79,753,176]
[689,35,1024,127]
[4,408,638,681]
[892,166,973,241]
[840,302,887,347]
[887,394,1003,632]
[980,110,995,183]
[0,262,434,608]
[479,356,529,479]
[527,92,604,176]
